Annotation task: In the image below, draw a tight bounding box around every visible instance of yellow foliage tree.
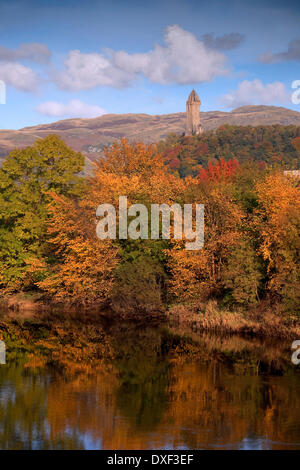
[167,180,244,305]
[255,172,300,312]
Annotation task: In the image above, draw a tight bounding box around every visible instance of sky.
[0,0,300,129]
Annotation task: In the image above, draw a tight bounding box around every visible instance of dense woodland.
[0,127,299,320]
[158,125,300,177]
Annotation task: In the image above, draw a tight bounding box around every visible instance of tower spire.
[185,90,203,136]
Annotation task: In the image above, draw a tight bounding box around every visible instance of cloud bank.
[0,29,242,95]
[36,99,106,118]
[54,25,230,90]
[221,79,289,108]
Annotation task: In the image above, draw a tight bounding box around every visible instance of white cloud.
[36,99,106,118]
[221,79,289,108]
[0,43,51,64]
[0,62,38,91]
[0,43,50,93]
[55,50,133,90]
[55,25,229,90]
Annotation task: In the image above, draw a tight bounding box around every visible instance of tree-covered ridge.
[158,125,300,177]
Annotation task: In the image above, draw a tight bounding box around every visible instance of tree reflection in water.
[0,311,299,450]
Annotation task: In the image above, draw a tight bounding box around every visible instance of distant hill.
[1,105,300,169]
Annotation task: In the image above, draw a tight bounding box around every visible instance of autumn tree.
[92,139,185,312]
[168,178,244,305]
[38,139,185,310]
[255,172,300,313]
[198,158,239,182]
[36,192,119,305]
[291,136,300,156]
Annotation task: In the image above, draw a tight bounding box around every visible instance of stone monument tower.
[185,89,203,136]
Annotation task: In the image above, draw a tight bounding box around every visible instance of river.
[0,309,299,450]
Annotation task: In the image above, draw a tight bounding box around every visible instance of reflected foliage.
[0,311,299,449]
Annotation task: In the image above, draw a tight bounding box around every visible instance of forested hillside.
[158,125,300,177]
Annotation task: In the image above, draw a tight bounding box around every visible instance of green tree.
[222,238,264,306]
[0,135,84,292]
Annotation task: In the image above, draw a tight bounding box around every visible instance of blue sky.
[0,0,300,129]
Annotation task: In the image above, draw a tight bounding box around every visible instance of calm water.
[0,309,299,450]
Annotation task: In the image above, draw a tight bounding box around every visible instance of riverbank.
[168,301,300,340]
[0,293,47,313]
[1,293,299,340]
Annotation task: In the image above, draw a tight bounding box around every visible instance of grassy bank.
[168,301,300,340]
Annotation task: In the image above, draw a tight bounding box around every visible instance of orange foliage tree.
[36,192,119,305]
